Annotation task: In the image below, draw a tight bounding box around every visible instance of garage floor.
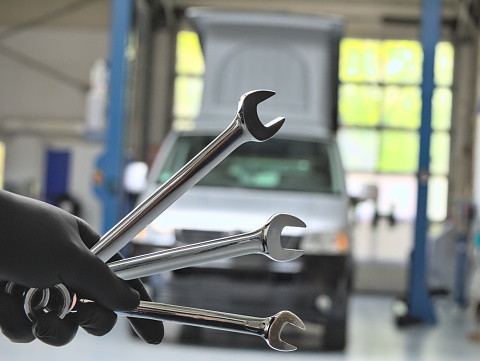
[1,294,479,361]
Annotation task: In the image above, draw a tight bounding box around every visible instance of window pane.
[382,86,421,129]
[339,84,382,126]
[435,42,454,86]
[430,132,450,175]
[428,176,448,221]
[337,129,379,171]
[382,40,422,84]
[379,130,419,173]
[176,31,204,75]
[159,136,342,194]
[432,87,452,130]
[173,76,203,119]
[339,38,381,83]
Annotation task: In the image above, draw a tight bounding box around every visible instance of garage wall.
[0,26,108,120]
[0,26,109,231]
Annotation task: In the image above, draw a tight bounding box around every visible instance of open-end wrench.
[19,290,305,351]
[109,213,305,280]
[118,301,306,352]
[7,89,285,314]
[19,213,305,320]
[92,89,285,262]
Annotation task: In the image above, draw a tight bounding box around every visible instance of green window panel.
[382,86,421,129]
[339,39,381,83]
[430,132,450,175]
[173,76,204,120]
[337,129,380,171]
[378,130,419,173]
[339,84,383,126]
[381,40,423,85]
[435,42,454,86]
[427,176,448,221]
[175,30,205,75]
[432,87,452,130]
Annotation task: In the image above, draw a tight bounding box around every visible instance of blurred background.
[0,0,479,359]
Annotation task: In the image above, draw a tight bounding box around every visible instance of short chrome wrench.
[109,213,305,280]
[118,302,306,352]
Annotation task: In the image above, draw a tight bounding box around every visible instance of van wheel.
[179,325,203,344]
[323,317,346,351]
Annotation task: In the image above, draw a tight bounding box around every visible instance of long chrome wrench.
[92,89,285,262]
[20,290,306,351]
[117,301,306,352]
[20,289,306,351]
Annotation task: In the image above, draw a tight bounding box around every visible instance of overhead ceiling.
[0,0,462,40]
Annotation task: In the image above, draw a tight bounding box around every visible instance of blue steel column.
[406,0,443,323]
[95,0,133,233]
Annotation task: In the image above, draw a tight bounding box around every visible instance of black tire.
[323,317,347,351]
[323,275,349,351]
[179,325,203,344]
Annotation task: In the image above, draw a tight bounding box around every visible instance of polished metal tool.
[117,301,306,352]
[20,290,306,351]
[109,213,305,280]
[92,89,285,262]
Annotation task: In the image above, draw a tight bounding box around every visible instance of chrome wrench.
[19,292,306,351]
[118,302,306,352]
[19,213,305,319]
[92,89,285,262]
[109,213,305,280]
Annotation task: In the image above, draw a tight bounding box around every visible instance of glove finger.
[69,219,140,310]
[0,292,35,343]
[32,312,78,346]
[128,317,164,345]
[77,218,163,344]
[76,301,117,336]
[75,217,101,249]
[126,278,164,345]
[60,252,139,312]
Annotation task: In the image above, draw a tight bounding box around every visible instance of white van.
[132,9,352,350]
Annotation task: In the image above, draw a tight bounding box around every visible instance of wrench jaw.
[266,311,306,352]
[237,90,285,141]
[263,214,306,262]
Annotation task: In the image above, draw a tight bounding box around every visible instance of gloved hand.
[0,190,164,346]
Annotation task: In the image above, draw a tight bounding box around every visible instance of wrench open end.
[267,311,306,352]
[264,213,306,262]
[238,90,285,141]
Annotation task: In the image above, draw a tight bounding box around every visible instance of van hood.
[144,185,349,236]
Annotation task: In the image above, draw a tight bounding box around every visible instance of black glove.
[0,189,164,346]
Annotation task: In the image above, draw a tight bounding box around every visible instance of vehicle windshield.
[158,135,344,194]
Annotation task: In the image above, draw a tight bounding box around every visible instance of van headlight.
[133,225,176,246]
[300,230,350,255]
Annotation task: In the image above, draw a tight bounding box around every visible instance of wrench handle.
[91,119,247,262]
[108,230,264,280]
[117,300,270,339]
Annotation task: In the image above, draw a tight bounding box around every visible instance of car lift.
[94,0,133,233]
[396,0,442,326]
